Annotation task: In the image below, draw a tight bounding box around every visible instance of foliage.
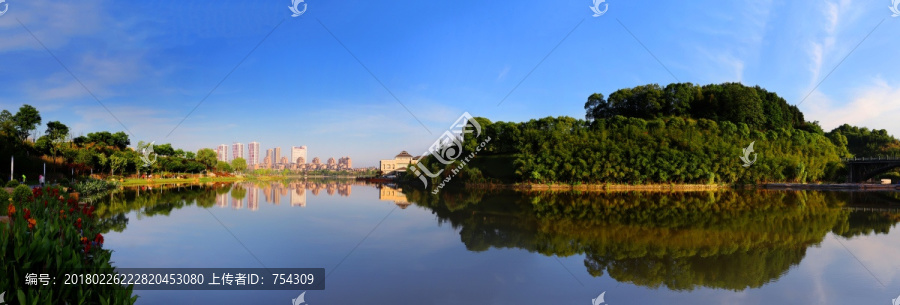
[12,184,32,203]
[196,148,218,170]
[13,104,42,143]
[231,157,247,173]
[584,82,804,130]
[45,121,69,142]
[73,178,121,197]
[1,186,137,304]
[73,131,130,150]
[412,113,844,185]
[6,180,19,188]
[216,161,233,172]
[826,124,900,158]
[0,188,8,216]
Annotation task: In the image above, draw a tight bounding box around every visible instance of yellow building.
[380,151,419,174]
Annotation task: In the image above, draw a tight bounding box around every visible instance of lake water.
[97,180,900,304]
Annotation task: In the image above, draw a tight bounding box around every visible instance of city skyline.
[4,1,900,167]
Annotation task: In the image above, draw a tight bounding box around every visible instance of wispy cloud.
[804,77,900,136]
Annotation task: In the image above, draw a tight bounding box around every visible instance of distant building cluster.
[212,142,355,171]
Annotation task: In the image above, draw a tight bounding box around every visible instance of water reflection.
[95,182,900,293]
[96,180,368,232]
[402,188,900,291]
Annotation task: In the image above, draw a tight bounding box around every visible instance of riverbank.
[464,182,729,192]
[762,183,900,190]
[460,182,900,192]
[118,175,361,186]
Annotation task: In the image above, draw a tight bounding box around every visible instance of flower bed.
[1,186,137,304]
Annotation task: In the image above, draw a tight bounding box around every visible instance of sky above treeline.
[1,0,899,166]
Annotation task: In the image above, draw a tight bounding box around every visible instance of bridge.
[843,156,900,183]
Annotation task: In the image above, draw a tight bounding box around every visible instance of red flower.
[81,236,88,244]
[94,233,104,245]
[7,204,14,217]
[23,208,30,220]
[75,218,82,229]
[27,218,36,230]
[84,244,91,253]
[69,208,74,213]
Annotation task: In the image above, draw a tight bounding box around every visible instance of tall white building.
[291,146,308,164]
[232,142,244,161]
[248,142,260,165]
[216,144,228,162]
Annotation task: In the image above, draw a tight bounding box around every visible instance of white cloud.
[807,0,854,87]
[803,78,900,136]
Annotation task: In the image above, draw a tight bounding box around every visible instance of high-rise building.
[248,142,260,165]
[265,149,274,165]
[291,146,308,164]
[232,142,244,161]
[273,147,282,164]
[216,144,228,162]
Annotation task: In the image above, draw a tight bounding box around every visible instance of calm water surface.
[96,181,900,304]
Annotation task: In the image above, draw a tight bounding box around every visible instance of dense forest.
[410,82,900,185]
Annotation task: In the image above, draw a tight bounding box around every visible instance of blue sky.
[1,0,899,166]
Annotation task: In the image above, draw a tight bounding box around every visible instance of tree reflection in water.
[403,188,900,291]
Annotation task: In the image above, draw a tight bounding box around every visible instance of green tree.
[216,161,233,172]
[45,120,69,141]
[153,143,175,156]
[109,155,127,176]
[231,157,247,173]
[13,104,41,142]
[197,148,217,170]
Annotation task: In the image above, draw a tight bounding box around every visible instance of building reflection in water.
[379,185,411,209]
[215,180,363,211]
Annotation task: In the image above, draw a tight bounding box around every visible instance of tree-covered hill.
[411,82,900,185]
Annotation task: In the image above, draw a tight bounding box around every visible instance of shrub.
[73,178,120,196]
[5,180,18,188]
[0,188,8,216]
[12,184,31,203]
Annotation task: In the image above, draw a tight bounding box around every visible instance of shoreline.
[117,175,360,186]
[464,182,729,192]
[761,183,900,191]
[461,182,900,192]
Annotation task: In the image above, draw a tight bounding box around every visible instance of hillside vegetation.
[411,82,900,185]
